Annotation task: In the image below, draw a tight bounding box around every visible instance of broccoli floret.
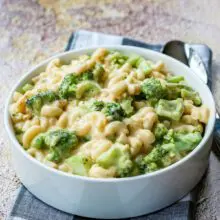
[163,129,175,143]
[31,133,46,149]
[97,144,133,177]
[160,132,202,165]
[158,143,181,167]
[165,82,192,100]
[135,143,177,173]
[136,57,153,75]
[136,146,168,173]
[136,131,202,173]
[117,158,134,177]
[141,78,165,101]
[129,164,141,176]
[79,71,93,81]
[26,95,41,114]
[64,155,92,176]
[102,102,125,121]
[156,98,184,121]
[91,100,105,111]
[21,83,34,94]
[144,146,168,166]
[59,74,78,99]
[135,155,147,174]
[174,132,202,153]
[108,51,128,67]
[93,63,105,82]
[127,54,141,67]
[32,129,78,162]
[41,91,59,103]
[154,123,168,140]
[181,89,202,106]
[31,130,78,161]
[166,76,184,83]
[165,86,181,100]
[120,98,134,117]
[26,91,59,115]
[127,55,153,74]
[45,130,78,162]
[59,72,95,99]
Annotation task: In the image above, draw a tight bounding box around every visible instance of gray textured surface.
[0,0,220,219]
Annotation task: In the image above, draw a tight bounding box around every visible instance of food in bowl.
[9,48,210,178]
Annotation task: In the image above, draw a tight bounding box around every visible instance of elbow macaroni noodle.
[10,48,210,178]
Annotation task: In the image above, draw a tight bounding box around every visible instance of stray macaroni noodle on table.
[9,48,210,178]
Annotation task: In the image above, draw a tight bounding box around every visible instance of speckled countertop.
[1,0,220,219]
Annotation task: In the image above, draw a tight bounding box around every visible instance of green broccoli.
[161,132,202,165]
[135,146,168,173]
[59,74,78,99]
[129,164,141,176]
[157,143,181,168]
[78,71,93,81]
[102,102,125,121]
[59,71,97,99]
[156,98,184,121]
[165,82,192,100]
[135,143,178,173]
[26,91,59,115]
[108,51,128,67]
[64,155,92,176]
[93,63,105,82]
[136,131,202,173]
[141,78,165,101]
[41,91,59,103]
[165,86,181,100]
[136,57,153,75]
[21,83,34,93]
[163,129,175,143]
[120,98,134,117]
[127,54,141,67]
[45,130,78,162]
[181,89,202,106]
[91,100,105,111]
[154,123,168,140]
[97,144,133,177]
[174,132,202,153]
[134,155,147,174]
[126,55,153,75]
[166,76,184,83]
[31,133,46,149]
[31,129,78,162]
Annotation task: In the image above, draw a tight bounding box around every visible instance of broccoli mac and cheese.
[9,48,210,178]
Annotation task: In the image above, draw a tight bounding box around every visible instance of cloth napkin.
[8,30,212,220]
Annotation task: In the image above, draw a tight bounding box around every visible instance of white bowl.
[4,46,216,219]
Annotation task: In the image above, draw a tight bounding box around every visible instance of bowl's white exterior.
[5,46,216,219]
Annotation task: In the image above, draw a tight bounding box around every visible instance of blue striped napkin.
[8,30,212,220]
